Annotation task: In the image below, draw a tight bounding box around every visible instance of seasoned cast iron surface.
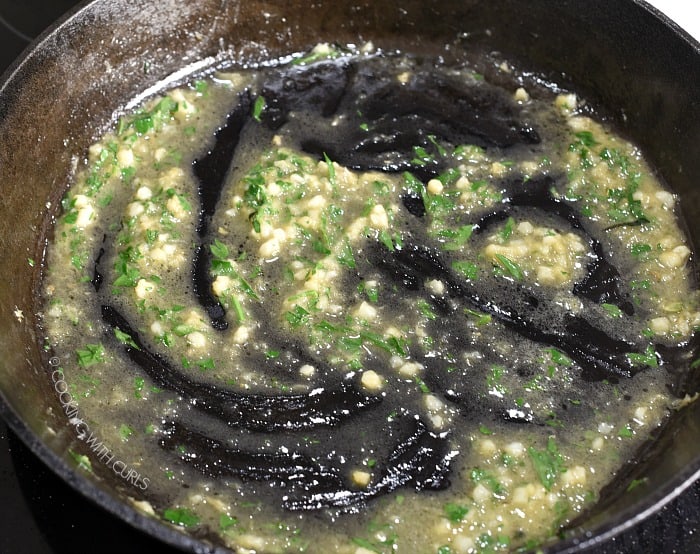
[0,1,699,552]
[2,418,700,553]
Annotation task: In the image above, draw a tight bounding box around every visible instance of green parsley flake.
[163,507,200,528]
[76,343,105,367]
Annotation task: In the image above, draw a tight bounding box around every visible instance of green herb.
[286,305,311,328]
[569,136,594,169]
[528,437,566,491]
[423,191,457,217]
[630,279,651,290]
[545,412,564,428]
[265,349,280,359]
[412,145,434,166]
[600,147,630,172]
[595,148,649,224]
[252,95,266,122]
[618,424,634,438]
[626,477,648,492]
[134,376,145,399]
[465,308,491,326]
[379,229,402,251]
[133,114,154,134]
[145,229,159,245]
[291,45,341,65]
[627,345,658,367]
[211,260,233,277]
[443,502,470,523]
[494,254,524,280]
[403,171,425,197]
[231,296,246,324]
[194,80,208,94]
[414,376,431,393]
[417,299,437,321]
[71,253,87,271]
[113,246,142,288]
[500,217,516,241]
[219,514,238,531]
[98,193,114,207]
[76,343,105,367]
[552,499,571,530]
[359,330,408,357]
[427,134,448,157]
[487,365,507,395]
[154,96,178,118]
[470,179,489,193]
[121,166,136,183]
[351,538,381,553]
[476,533,511,551]
[119,424,134,441]
[436,167,461,187]
[601,303,623,318]
[210,239,229,259]
[166,188,191,212]
[172,324,196,337]
[118,97,178,137]
[479,425,493,435]
[630,243,653,258]
[242,164,269,233]
[470,467,505,495]
[337,239,356,269]
[358,282,379,303]
[437,224,474,251]
[115,328,140,350]
[574,130,598,148]
[452,260,479,280]
[547,348,572,366]
[163,507,200,528]
[68,450,92,472]
[437,547,453,554]
[196,357,215,371]
[312,236,331,255]
[324,152,337,193]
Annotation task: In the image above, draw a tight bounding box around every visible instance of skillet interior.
[0,0,698,551]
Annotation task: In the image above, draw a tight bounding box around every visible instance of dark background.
[0,1,699,553]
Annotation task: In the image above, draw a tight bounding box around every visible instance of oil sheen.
[41,44,700,553]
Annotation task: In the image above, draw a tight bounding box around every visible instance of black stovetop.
[1,2,699,553]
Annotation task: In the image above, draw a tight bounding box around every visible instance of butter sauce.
[42,44,699,553]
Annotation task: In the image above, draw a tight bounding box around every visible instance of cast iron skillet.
[0,0,698,552]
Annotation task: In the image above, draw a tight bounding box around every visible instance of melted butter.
[41,45,699,553]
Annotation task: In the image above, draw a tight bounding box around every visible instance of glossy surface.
[0,0,696,548]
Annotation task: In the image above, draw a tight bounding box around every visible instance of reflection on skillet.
[0,423,173,554]
[40,44,699,551]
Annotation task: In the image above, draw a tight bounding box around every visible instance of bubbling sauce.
[41,44,699,552]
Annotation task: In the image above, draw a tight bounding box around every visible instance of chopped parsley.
[444,502,470,523]
[494,254,524,281]
[528,437,566,491]
[76,343,105,367]
[163,507,200,528]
